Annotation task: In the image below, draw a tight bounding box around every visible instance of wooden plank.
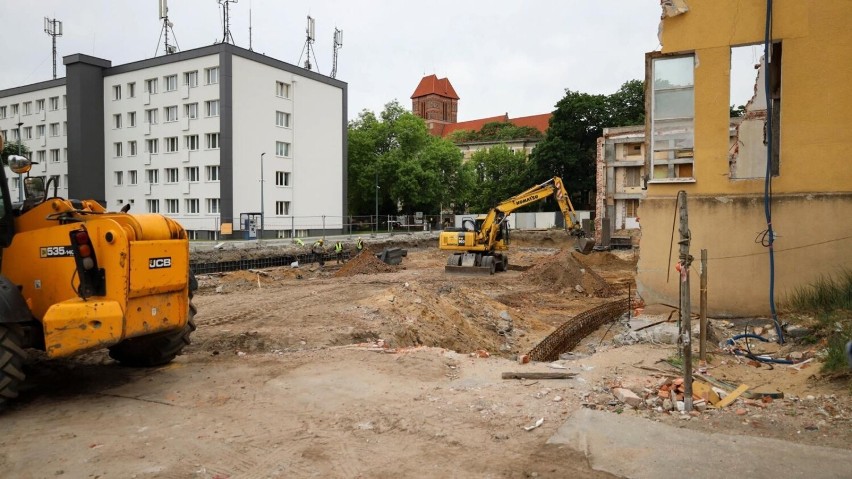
[501,372,577,380]
[715,383,749,408]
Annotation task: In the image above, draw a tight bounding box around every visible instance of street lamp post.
[374,172,379,234]
[259,152,266,241]
[15,121,23,202]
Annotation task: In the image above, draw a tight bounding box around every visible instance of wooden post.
[699,249,708,363]
[677,191,693,412]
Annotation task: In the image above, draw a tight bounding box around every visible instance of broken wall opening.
[729,43,782,179]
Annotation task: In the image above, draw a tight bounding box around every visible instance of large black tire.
[108,301,197,367]
[0,324,26,409]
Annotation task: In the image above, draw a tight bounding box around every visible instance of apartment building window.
[10,129,19,141]
[185,134,200,151]
[184,70,198,87]
[165,168,179,183]
[164,75,177,92]
[49,123,59,137]
[275,171,291,186]
[0,106,6,118]
[165,199,179,213]
[205,100,220,117]
[275,141,290,157]
[146,169,159,184]
[206,165,219,181]
[145,78,158,94]
[625,199,639,218]
[146,199,160,213]
[184,166,200,182]
[205,67,219,85]
[275,201,290,216]
[35,99,45,112]
[185,198,200,214]
[36,150,46,164]
[146,139,159,154]
[63,121,67,136]
[10,104,18,116]
[184,103,198,119]
[275,81,290,98]
[206,133,220,149]
[23,127,32,140]
[165,105,178,122]
[275,111,291,127]
[165,137,179,153]
[650,54,695,181]
[115,171,124,186]
[49,97,59,110]
[129,141,137,156]
[625,167,641,187]
[127,82,136,98]
[50,149,60,163]
[23,102,32,115]
[129,170,138,185]
[128,111,137,127]
[113,114,122,129]
[36,125,45,138]
[113,85,122,100]
[145,108,158,125]
[114,142,123,157]
[206,198,220,214]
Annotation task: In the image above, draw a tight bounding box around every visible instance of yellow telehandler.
[0,134,196,409]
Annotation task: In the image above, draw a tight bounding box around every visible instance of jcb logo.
[149,257,172,269]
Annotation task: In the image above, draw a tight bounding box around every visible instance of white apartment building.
[0,43,347,239]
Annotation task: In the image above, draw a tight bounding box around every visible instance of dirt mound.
[522,249,616,297]
[334,248,398,277]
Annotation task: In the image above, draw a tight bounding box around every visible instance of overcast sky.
[1,1,760,121]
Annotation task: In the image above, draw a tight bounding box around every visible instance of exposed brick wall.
[594,136,605,245]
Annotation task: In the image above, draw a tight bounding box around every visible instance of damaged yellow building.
[637,0,852,316]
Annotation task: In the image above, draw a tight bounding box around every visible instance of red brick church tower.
[411,75,459,135]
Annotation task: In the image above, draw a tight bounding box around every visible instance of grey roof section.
[0,78,67,99]
[102,43,347,90]
[64,54,112,69]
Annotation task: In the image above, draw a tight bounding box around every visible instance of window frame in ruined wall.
[645,51,696,183]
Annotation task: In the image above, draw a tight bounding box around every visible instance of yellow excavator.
[440,177,588,274]
[0,134,196,409]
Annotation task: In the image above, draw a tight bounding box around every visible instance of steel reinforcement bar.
[190,251,350,275]
[527,297,636,362]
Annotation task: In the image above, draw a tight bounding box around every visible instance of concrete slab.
[548,408,852,479]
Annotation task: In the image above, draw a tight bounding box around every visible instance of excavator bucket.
[576,237,596,254]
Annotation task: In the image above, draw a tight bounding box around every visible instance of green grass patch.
[784,269,852,313]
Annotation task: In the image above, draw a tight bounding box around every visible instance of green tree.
[347,101,465,215]
[464,145,529,212]
[447,122,543,144]
[527,80,646,209]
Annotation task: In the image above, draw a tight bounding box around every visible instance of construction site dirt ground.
[2,232,851,478]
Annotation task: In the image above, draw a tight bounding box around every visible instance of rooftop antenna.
[218,0,237,45]
[44,17,63,79]
[331,28,343,79]
[248,4,253,51]
[298,16,319,72]
[155,0,180,56]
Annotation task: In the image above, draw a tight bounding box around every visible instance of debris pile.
[334,248,399,277]
[522,250,616,297]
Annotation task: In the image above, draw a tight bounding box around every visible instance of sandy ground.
[1,233,850,478]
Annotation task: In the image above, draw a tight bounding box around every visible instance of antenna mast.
[298,16,319,72]
[44,17,63,79]
[155,0,180,55]
[219,0,238,45]
[248,6,253,51]
[331,28,343,79]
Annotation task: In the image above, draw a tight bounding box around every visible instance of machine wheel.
[500,254,509,272]
[482,256,496,275]
[0,324,27,409]
[108,301,197,367]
